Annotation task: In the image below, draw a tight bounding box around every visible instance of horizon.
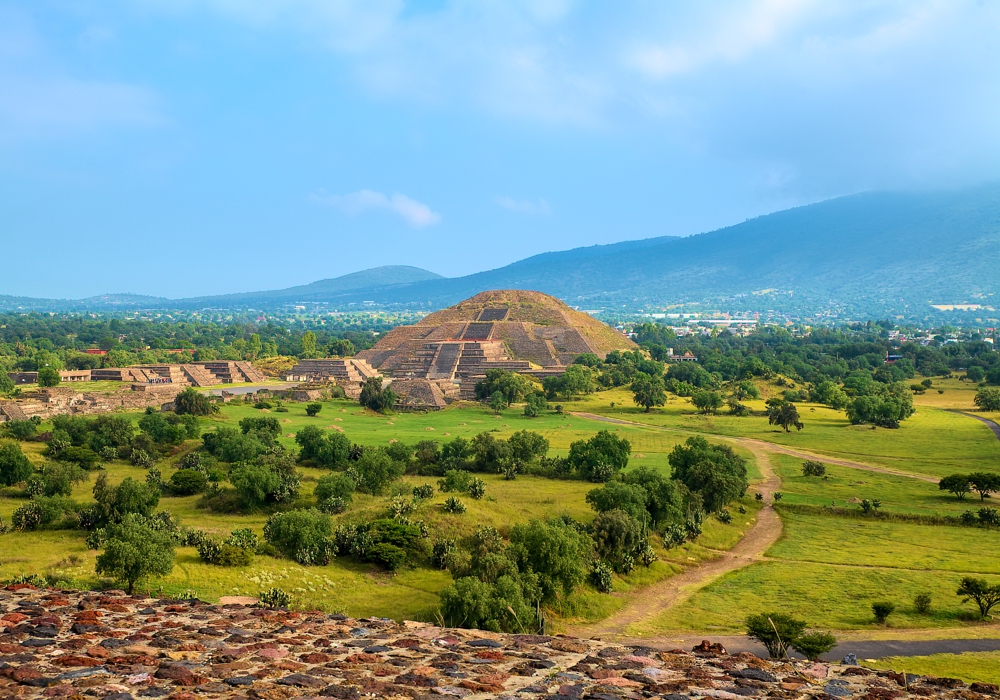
[3,1,1000,299]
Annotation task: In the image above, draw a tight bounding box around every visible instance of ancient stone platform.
[0,586,988,700]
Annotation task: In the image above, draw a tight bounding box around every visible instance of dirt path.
[571,412,939,483]
[565,439,784,640]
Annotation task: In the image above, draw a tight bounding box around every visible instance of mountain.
[5,185,1000,321]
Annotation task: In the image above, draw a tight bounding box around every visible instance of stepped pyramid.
[355,290,635,403]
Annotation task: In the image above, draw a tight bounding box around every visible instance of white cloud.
[496,196,551,215]
[311,189,441,227]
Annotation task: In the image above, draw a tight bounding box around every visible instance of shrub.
[716,509,732,524]
[94,514,175,594]
[227,528,259,551]
[443,496,466,514]
[439,575,537,632]
[130,449,154,469]
[174,388,213,416]
[315,473,356,503]
[591,561,614,593]
[0,441,33,486]
[197,538,253,566]
[367,543,407,570]
[914,592,932,615]
[592,509,644,573]
[12,502,43,531]
[230,452,300,509]
[305,403,322,417]
[99,446,119,461]
[257,587,292,609]
[791,631,837,662]
[168,469,208,495]
[438,469,474,493]
[662,524,687,549]
[566,430,632,482]
[507,519,588,603]
[318,496,349,514]
[347,447,404,495]
[801,460,826,477]
[359,377,396,413]
[745,612,806,659]
[468,478,486,499]
[388,497,415,520]
[37,367,61,387]
[4,419,38,440]
[27,462,87,498]
[413,483,435,500]
[872,601,895,625]
[263,509,334,565]
[669,436,748,512]
[431,539,455,569]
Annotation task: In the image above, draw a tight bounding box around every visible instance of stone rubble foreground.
[0,587,994,700]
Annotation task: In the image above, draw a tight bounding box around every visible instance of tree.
[801,460,826,477]
[957,576,1000,619]
[0,441,33,486]
[263,508,333,562]
[630,374,666,413]
[939,474,971,500]
[691,390,723,414]
[811,380,849,410]
[592,509,644,573]
[508,430,549,465]
[543,364,597,399]
[768,400,803,432]
[230,452,300,509]
[668,436,748,512]
[300,331,318,358]
[168,469,208,495]
[791,632,837,662]
[968,472,1000,501]
[174,388,213,416]
[89,473,160,527]
[314,473,356,503]
[731,380,760,401]
[305,402,322,417]
[347,447,404,495]
[95,514,175,594]
[975,388,1000,412]
[359,377,396,413]
[295,426,351,468]
[872,601,895,624]
[586,482,650,523]
[523,394,547,417]
[745,612,806,659]
[967,366,986,383]
[846,382,915,428]
[489,391,506,415]
[566,430,632,482]
[37,367,61,387]
[247,333,263,361]
[0,372,14,397]
[475,369,533,406]
[726,398,750,416]
[621,467,685,527]
[507,519,588,603]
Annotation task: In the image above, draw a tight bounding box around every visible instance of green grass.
[864,651,1000,684]
[571,388,1000,479]
[773,454,980,517]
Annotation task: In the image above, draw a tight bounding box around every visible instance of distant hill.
[5,185,1000,321]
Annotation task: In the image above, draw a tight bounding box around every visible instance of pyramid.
[355,291,635,400]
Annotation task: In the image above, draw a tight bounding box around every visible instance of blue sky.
[2,0,999,299]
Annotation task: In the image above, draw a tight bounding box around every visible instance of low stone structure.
[8,362,265,390]
[0,585,985,700]
[5,385,185,421]
[283,359,380,399]
[0,401,27,423]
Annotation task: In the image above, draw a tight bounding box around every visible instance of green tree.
[247,333,263,361]
[0,441,33,486]
[174,388,213,416]
[566,430,632,482]
[300,331,318,358]
[768,400,804,432]
[263,508,333,562]
[969,472,1000,501]
[586,482,649,523]
[314,473,356,503]
[89,473,160,527]
[359,376,396,413]
[621,467,684,527]
[230,453,300,509]
[37,366,61,387]
[668,436,748,512]
[489,391,506,415]
[508,519,588,603]
[939,474,971,500]
[305,402,322,417]
[745,612,806,659]
[631,373,666,413]
[347,447,404,495]
[791,631,837,662]
[957,576,1000,618]
[475,369,533,406]
[967,366,986,383]
[592,509,644,573]
[846,382,914,428]
[975,387,1000,412]
[691,390,723,414]
[731,380,760,401]
[508,430,549,465]
[94,514,175,594]
[0,372,14,397]
[523,394,548,418]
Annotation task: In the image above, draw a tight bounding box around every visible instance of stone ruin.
[0,585,988,700]
[281,359,380,400]
[349,290,636,407]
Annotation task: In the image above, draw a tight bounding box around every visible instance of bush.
[468,478,486,499]
[347,447,404,495]
[257,587,292,609]
[263,509,334,565]
[4,419,38,440]
[439,575,537,632]
[305,402,322,417]
[716,509,732,524]
[443,496,466,514]
[367,543,407,570]
[12,502,44,531]
[745,612,806,658]
[432,539,455,569]
[914,592,932,614]
[413,483,435,500]
[197,538,253,566]
[592,509,644,573]
[359,377,396,413]
[566,430,632,482]
[315,473,356,503]
[872,601,895,624]
[130,449,154,469]
[438,469,474,493]
[801,460,826,477]
[230,452,300,509]
[94,514,176,594]
[174,388,213,416]
[37,367,61,387]
[591,561,614,593]
[227,528,259,551]
[168,469,208,495]
[318,496,349,514]
[791,631,837,662]
[669,436,748,512]
[0,441,33,486]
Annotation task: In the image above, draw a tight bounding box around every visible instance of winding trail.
[565,410,945,641]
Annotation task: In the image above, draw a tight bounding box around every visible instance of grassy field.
[865,651,1000,684]
[0,397,761,623]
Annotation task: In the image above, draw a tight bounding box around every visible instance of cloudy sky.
[2,0,999,299]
